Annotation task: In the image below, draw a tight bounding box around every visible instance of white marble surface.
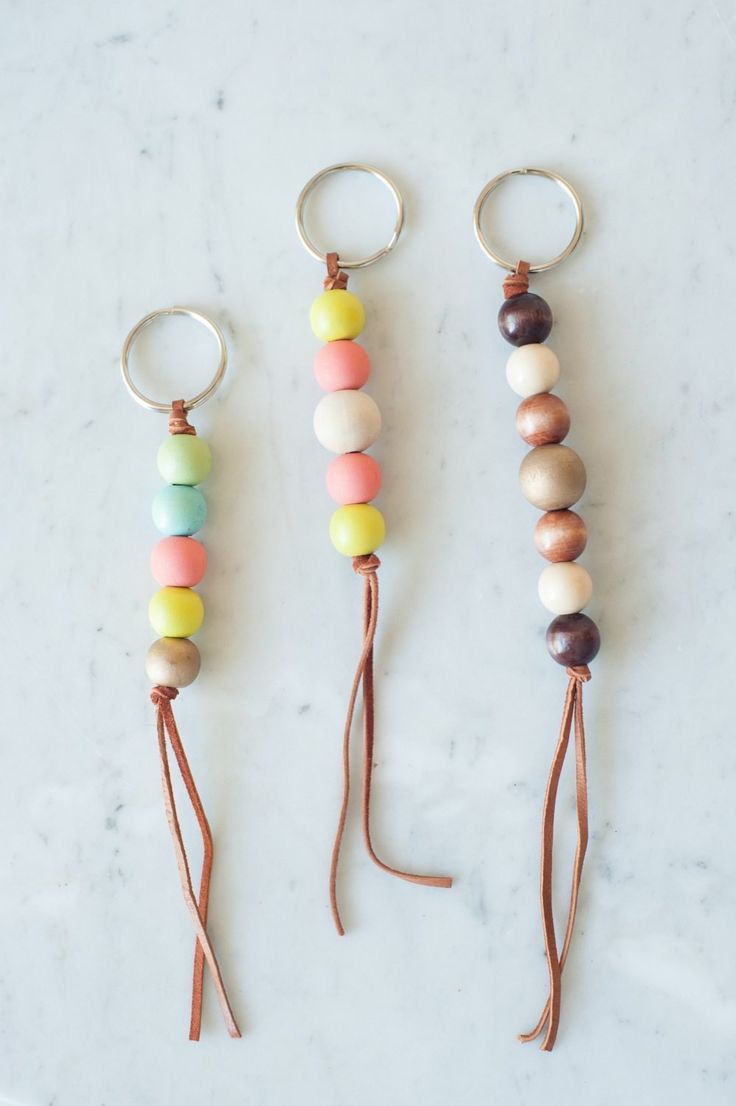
[1,1,735,1102]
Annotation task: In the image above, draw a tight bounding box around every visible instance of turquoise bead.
[157,435,212,486]
[152,485,207,536]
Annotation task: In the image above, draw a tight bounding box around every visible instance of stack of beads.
[310,283,386,556]
[499,280,600,668]
[145,406,211,688]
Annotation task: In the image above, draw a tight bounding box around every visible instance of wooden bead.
[506,344,560,398]
[314,340,370,391]
[516,394,570,445]
[538,561,593,615]
[519,445,586,511]
[498,293,553,346]
[149,586,204,638]
[145,637,201,688]
[313,390,381,454]
[310,290,365,342]
[546,613,601,667]
[534,510,587,562]
[329,503,386,556]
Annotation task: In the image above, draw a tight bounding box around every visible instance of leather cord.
[151,686,241,1039]
[328,555,453,936]
[519,665,590,1051]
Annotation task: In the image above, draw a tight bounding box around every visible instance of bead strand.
[310,285,386,556]
[145,412,212,687]
[499,284,600,668]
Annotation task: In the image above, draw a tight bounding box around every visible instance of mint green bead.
[152,485,207,536]
[157,435,212,486]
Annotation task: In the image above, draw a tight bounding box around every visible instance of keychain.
[474,170,600,1050]
[120,307,240,1039]
[296,163,453,935]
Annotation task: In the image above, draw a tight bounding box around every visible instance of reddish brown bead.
[546,613,600,667]
[498,292,553,346]
[516,394,570,446]
[534,509,587,562]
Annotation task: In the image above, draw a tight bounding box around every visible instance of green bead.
[157,435,212,486]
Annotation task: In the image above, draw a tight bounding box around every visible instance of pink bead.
[314,340,370,391]
[326,452,382,504]
[151,536,207,587]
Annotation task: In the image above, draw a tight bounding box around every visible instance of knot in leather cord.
[324,252,349,291]
[502,260,530,299]
[169,399,197,436]
[565,664,591,683]
[151,685,179,707]
[352,553,381,576]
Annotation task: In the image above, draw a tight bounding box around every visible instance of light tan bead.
[519,444,586,511]
[145,637,201,688]
[538,561,593,615]
[313,390,381,454]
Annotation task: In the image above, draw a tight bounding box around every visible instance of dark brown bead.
[498,292,553,346]
[546,613,600,667]
[516,394,570,446]
[534,509,587,562]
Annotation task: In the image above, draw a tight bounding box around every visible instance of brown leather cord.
[519,665,590,1052]
[502,260,530,299]
[328,555,453,936]
[169,399,197,436]
[151,686,241,1039]
[324,252,349,291]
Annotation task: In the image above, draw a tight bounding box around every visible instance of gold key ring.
[120,306,227,413]
[473,168,584,273]
[295,162,405,269]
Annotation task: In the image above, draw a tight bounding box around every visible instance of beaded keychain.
[120,307,240,1039]
[474,170,600,1051]
[296,163,453,935]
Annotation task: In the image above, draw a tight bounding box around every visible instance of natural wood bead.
[534,509,587,562]
[506,344,560,398]
[145,637,201,688]
[516,393,570,446]
[519,444,586,511]
[538,561,593,615]
[498,292,553,346]
[546,613,601,667]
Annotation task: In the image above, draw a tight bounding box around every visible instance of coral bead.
[310,290,365,342]
[149,587,205,638]
[506,344,560,398]
[145,637,201,688]
[152,485,207,536]
[313,390,381,454]
[498,292,553,346]
[519,445,586,511]
[546,613,601,667]
[534,510,587,562]
[329,504,386,556]
[538,562,593,615]
[314,340,370,391]
[516,393,570,445]
[151,536,207,587]
[157,434,212,486]
[326,452,382,504]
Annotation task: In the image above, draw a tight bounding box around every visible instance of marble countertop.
[1,1,735,1103]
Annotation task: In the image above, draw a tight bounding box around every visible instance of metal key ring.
[473,168,584,273]
[295,162,405,269]
[120,306,227,413]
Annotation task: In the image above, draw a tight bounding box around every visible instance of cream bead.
[538,562,593,615]
[506,343,560,398]
[519,445,587,511]
[313,390,381,454]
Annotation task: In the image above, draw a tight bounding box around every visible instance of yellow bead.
[329,504,386,556]
[310,290,365,342]
[149,586,204,638]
